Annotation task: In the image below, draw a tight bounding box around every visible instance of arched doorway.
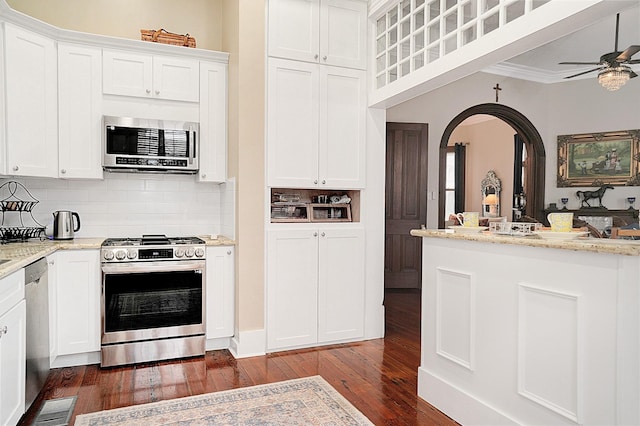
[438,103,546,228]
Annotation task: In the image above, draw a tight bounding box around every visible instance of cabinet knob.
[49,260,55,266]
[226,250,231,255]
[314,180,318,184]
[201,173,207,179]
[322,179,326,185]
[146,89,151,94]
[321,232,325,237]
[61,169,66,174]
[0,325,7,337]
[12,166,19,172]
[314,54,319,60]
[155,90,160,95]
[322,56,327,61]
[313,232,318,237]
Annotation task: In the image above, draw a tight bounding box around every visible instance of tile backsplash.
[0,173,234,239]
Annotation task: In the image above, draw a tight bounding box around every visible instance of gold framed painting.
[557,129,640,187]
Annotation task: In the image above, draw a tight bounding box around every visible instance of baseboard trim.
[418,367,519,425]
[51,351,101,368]
[229,329,266,358]
[205,337,231,351]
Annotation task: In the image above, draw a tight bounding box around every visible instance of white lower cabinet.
[0,271,26,426]
[266,226,364,351]
[206,246,235,339]
[53,250,101,356]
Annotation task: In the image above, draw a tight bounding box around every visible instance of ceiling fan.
[559,13,639,90]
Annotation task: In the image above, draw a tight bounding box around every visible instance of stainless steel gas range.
[100,235,206,367]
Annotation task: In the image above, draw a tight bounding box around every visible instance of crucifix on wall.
[493,83,502,102]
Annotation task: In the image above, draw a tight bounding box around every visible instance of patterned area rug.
[74,376,373,425]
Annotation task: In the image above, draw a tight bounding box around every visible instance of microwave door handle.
[189,129,196,165]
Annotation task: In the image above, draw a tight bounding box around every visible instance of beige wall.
[450,117,515,218]
[7,0,223,51]
[221,0,265,335]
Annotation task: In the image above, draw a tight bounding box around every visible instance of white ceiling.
[484,2,640,84]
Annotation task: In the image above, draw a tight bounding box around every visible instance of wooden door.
[385,123,428,289]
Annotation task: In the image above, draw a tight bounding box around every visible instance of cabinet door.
[198,61,227,183]
[267,58,319,188]
[318,227,365,342]
[153,56,199,102]
[0,300,26,426]
[103,50,153,98]
[268,0,320,63]
[4,24,58,178]
[321,0,367,69]
[58,43,103,179]
[206,246,235,339]
[55,250,101,356]
[267,229,319,350]
[319,65,366,188]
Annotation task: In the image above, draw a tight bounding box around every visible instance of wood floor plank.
[17,290,458,426]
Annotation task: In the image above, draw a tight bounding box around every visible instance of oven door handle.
[102,260,205,274]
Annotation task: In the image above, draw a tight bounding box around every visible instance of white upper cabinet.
[267,58,366,189]
[58,43,103,179]
[198,61,228,183]
[267,59,320,188]
[318,65,366,188]
[103,50,199,102]
[3,24,58,178]
[268,0,367,70]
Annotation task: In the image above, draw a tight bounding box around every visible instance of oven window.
[104,270,202,332]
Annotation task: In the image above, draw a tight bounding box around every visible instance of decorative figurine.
[576,184,614,208]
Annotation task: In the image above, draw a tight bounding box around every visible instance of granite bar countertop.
[410,228,640,256]
[0,235,235,279]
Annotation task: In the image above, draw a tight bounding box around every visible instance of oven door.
[101,260,205,345]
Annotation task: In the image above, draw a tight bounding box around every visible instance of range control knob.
[195,247,204,258]
[103,251,114,261]
[127,250,137,260]
[175,248,185,258]
[115,250,127,261]
[185,247,195,258]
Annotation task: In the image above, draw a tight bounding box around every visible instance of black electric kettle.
[52,210,81,240]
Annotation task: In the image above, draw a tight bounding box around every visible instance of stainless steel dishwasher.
[24,257,50,411]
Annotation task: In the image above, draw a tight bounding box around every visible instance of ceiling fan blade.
[616,45,640,62]
[564,68,602,79]
[559,61,601,65]
[631,71,638,79]
[629,59,640,64]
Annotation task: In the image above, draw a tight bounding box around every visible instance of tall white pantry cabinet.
[265,0,369,352]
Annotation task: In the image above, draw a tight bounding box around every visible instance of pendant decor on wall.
[556,129,640,187]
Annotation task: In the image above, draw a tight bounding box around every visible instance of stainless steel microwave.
[103,116,199,174]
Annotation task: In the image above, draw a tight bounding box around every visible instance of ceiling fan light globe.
[597,65,631,91]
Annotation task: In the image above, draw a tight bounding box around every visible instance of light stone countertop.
[410,228,640,256]
[0,235,236,279]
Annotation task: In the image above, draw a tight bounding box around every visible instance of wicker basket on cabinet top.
[140,29,196,48]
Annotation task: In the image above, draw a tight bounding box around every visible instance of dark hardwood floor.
[19,289,457,425]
